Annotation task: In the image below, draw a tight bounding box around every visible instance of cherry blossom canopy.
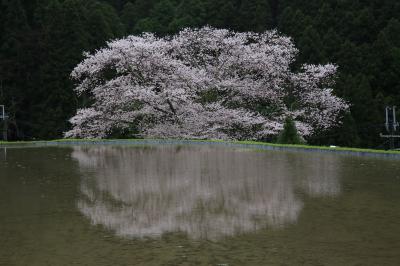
[66,27,348,140]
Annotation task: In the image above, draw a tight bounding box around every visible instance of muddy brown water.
[1,144,400,265]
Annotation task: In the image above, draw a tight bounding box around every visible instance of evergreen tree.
[322,28,342,62]
[205,0,237,29]
[278,8,311,40]
[336,113,360,147]
[236,0,273,32]
[315,3,335,33]
[169,0,206,32]
[297,26,325,64]
[351,8,376,44]
[0,0,33,139]
[86,1,124,48]
[134,0,175,34]
[31,0,81,138]
[373,19,400,96]
[121,1,136,33]
[277,117,303,145]
[121,0,155,34]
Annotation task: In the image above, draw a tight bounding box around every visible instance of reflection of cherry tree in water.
[296,155,341,197]
[73,146,341,240]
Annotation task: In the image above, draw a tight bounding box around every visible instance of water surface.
[1,145,400,265]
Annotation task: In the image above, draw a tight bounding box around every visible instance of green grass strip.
[0,138,399,156]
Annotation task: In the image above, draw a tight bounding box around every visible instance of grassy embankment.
[0,138,399,155]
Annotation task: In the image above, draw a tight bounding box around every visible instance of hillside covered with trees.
[1,0,399,148]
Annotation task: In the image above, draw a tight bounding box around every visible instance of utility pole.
[380,106,400,150]
[0,105,8,141]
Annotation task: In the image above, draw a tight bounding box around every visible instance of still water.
[0,144,400,265]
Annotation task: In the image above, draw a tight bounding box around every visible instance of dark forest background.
[1,0,399,148]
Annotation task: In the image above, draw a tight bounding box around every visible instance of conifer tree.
[0,0,32,139]
[277,117,303,145]
[298,26,325,64]
[205,0,237,29]
[236,0,273,32]
[169,0,206,31]
[134,0,175,34]
[121,2,136,33]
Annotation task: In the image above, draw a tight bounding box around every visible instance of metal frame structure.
[0,105,8,141]
[0,105,4,120]
[381,106,400,150]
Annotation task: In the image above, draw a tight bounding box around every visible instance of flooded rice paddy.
[0,144,400,265]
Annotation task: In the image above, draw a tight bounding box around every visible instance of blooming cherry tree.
[66,27,348,140]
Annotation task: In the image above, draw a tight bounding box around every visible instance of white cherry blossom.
[66,27,348,140]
